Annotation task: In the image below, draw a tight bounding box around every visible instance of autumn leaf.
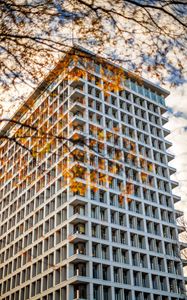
[98,130,105,140]
[113,126,119,132]
[141,172,148,183]
[73,133,80,141]
[90,185,98,192]
[119,194,124,205]
[148,163,154,172]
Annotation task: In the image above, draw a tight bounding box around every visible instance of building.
[0,46,185,300]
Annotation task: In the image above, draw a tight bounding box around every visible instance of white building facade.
[0,47,185,300]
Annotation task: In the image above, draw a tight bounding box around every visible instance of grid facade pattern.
[0,50,185,300]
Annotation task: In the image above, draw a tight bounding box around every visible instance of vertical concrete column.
[88,283,93,300]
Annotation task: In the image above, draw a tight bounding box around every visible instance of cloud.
[165,87,187,216]
[167,108,187,121]
[166,83,187,115]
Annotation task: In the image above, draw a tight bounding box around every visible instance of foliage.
[0,0,186,109]
[0,58,156,205]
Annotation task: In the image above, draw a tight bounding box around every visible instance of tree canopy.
[0,0,186,109]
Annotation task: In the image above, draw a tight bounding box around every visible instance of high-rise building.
[0,46,185,300]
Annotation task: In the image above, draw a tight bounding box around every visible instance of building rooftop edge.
[74,44,170,97]
[1,44,169,137]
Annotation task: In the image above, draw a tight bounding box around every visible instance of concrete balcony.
[173,194,181,204]
[171,179,179,189]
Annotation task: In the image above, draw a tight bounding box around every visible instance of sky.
[165,83,187,276]
[165,83,187,218]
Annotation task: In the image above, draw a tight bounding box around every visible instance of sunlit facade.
[0,46,185,300]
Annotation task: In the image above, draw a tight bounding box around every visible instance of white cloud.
[165,87,187,217]
[166,83,187,115]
